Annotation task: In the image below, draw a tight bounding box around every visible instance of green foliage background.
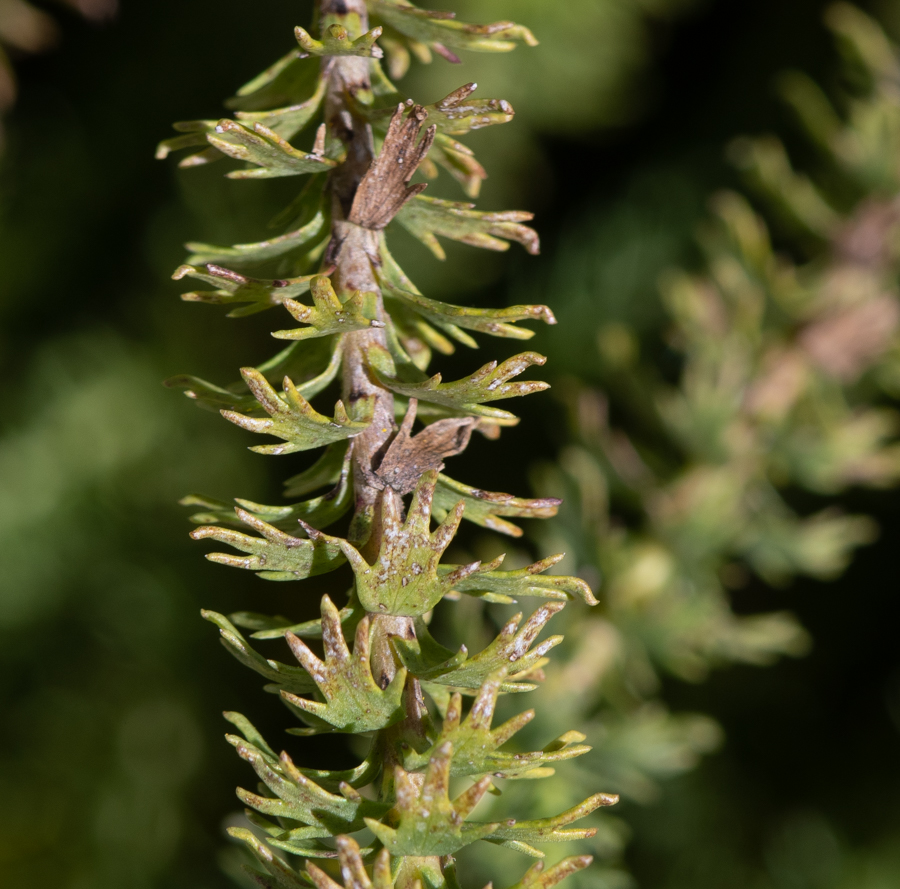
[1,1,898,888]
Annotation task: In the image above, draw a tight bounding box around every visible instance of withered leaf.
[374,399,475,493]
[348,104,436,230]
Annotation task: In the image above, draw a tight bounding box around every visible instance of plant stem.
[319,0,428,803]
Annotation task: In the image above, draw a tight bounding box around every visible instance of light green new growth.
[161,2,610,888]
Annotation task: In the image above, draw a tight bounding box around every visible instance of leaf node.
[295,23,385,59]
[336,470,482,616]
[365,742,499,856]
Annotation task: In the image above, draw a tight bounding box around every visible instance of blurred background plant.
[449,5,900,888]
[0,0,116,144]
[1,2,898,889]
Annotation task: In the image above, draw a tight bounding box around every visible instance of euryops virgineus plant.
[159,3,612,888]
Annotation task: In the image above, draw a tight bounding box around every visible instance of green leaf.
[369,1,537,56]
[227,48,320,111]
[227,827,311,888]
[273,276,385,341]
[502,859,595,889]
[222,367,373,456]
[396,195,539,259]
[234,827,342,869]
[371,347,549,422]
[388,301,464,357]
[172,263,316,318]
[432,475,561,538]
[223,711,279,758]
[228,734,385,833]
[280,596,407,733]
[259,337,344,388]
[240,457,352,531]
[191,510,346,582]
[155,119,222,167]
[165,376,258,414]
[303,840,393,889]
[201,611,315,694]
[157,76,324,169]
[336,470,482,617]
[377,245,555,342]
[172,263,318,317]
[294,755,383,795]
[208,119,336,179]
[365,742,499,856]
[227,711,380,791]
[181,448,353,532]
[186,203,327,267]
[294,23,385,58]
[488,792,618,857]
[427,133,488,198]
[385,286,555,343]
[440,553,598,605]
[395,604,565,693]
[420,82,515,136]
[166,338,342,414]
[284,442,349,498]
[403,668,591,779]
[231,600,361,643]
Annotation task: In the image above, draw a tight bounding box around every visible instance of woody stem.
[318,0,429,801]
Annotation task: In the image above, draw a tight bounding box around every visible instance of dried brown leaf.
[374,399,475,493]
[348,104,436,229]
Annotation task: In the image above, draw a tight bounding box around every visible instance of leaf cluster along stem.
[163,1,612,888]
[323,0,413,713]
